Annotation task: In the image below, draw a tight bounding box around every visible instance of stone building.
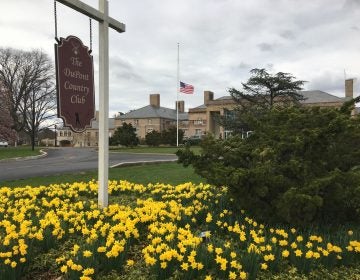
[55,78,356,145]
[115,94,188,139]
[187,79,355,139]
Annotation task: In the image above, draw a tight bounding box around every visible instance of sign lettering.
[55,36,95,132]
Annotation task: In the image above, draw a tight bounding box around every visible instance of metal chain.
[54,0,59,42]
[89,18,93,52]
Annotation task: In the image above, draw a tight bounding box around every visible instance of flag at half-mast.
[180,81,194,94]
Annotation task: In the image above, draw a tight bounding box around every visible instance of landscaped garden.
[1,70,360,279]
[0,175,359,280]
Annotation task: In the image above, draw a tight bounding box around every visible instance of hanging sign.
[55,35,95,132]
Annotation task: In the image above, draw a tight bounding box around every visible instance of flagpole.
[176,43,180,147]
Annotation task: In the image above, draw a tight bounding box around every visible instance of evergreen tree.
[178,68,360,226]
[161,126,184,146]
[145,130,162,146]
[221,68,306,134]
[110,123,139,147]
[178,106,360,226]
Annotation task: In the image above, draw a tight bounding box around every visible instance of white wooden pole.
[98,0,109,208]
[55,0,125,208]
[176,43,179,147]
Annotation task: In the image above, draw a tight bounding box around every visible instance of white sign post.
[56,0,125,208]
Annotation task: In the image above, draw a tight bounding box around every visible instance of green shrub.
[177,106,360,226]
[145,130,162,146]
[110,123,139,147]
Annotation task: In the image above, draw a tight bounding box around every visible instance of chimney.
[204,91,214,105]
[345,79,354,98]
[176,101,185,113]
[150,94,160,107]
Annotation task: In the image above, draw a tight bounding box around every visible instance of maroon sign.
[55,36,95,132]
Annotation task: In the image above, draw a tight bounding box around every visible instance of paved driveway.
[0,147,177,181]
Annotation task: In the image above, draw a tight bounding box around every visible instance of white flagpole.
[176,43,180,147]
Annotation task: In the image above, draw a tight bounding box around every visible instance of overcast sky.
[1,0,360,117]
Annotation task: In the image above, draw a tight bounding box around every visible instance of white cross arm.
[56,0,125,33]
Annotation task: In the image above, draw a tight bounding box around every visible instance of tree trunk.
[31,93,35,151]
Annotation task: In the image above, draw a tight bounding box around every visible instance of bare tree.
[25,81,57,150]
[0,48,56,149]
[0,82,16,143]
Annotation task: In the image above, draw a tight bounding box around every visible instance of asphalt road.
[0,147,177,182]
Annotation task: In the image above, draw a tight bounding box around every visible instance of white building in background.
[56,112,115,147]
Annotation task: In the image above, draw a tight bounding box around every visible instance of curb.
[110,159,177,168]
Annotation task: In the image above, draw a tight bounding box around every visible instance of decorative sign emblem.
[55,36,95,132]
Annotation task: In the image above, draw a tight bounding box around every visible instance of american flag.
[180,81,194,94]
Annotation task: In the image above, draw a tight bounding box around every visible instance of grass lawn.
[0,146,41,160]
[0,162,205,188]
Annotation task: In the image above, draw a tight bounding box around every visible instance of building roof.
[118,105,188,120]
[90,118,115,129]
[215,96,233,101]
[300,90,349,104]
[190,90,348,110]
[192,104,207,110]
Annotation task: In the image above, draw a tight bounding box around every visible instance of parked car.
[0,140,8,147]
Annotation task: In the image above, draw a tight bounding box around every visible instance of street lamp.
[54,125,57,147]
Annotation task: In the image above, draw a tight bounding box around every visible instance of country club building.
[114,94,188,139]
[55,79,356,146]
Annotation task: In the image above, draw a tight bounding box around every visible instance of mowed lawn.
[0,146,41,160]
[0,162,204,188]
[109,145,201,154]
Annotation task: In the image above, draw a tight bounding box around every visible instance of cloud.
[237,62,251,70]
[2,0,360,116]
[258,43,274,52]
[305,71,345,95]
[279,30,295,40]
[343,0,360,9]
[110,56,144,83]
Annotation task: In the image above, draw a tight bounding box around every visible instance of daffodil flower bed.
[0,180,359,280]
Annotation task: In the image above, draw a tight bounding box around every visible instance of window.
[241,130,253,139]
[134,119,139,125]
[224,109,235,120]
[195,129,202,135]
[224,130,232,139]
[148,119,152,124]
[194,118,203,125]
[68,131,71,136]
[60,131,63,137]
